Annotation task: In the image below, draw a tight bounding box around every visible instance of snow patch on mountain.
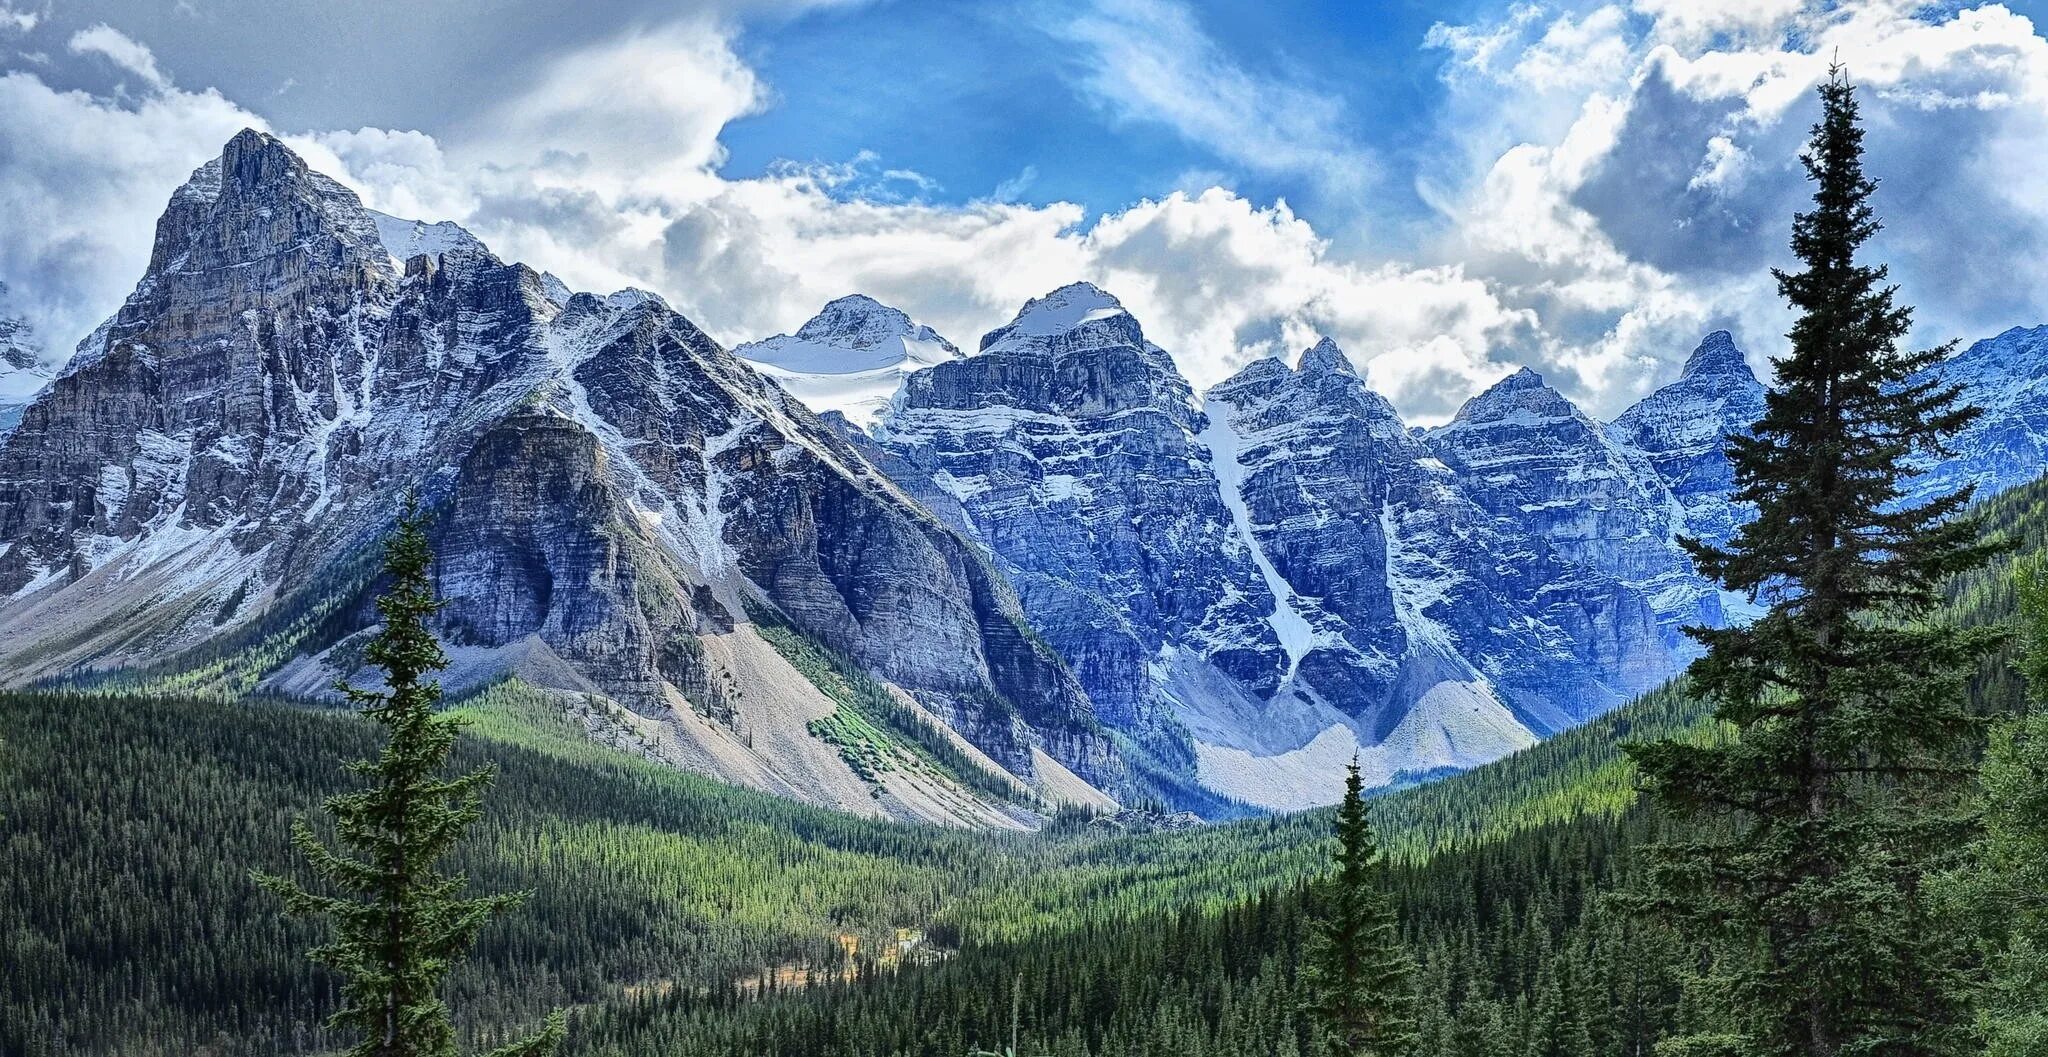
[987,282,1127,345]
[1198,394,1316,681]
[0,285,55,435]
[368,210,487,266]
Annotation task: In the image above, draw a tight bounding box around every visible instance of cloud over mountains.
[2,1,2047,422]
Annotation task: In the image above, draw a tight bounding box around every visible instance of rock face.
[1905,325,2048,510]
[1428,366,1717,654]
[0,130,1121,826]
[1608,331,1767,556]
[9,132,2044,820]
[1193,344,1679,807]
[879,285,1286,777]
[877,297,1685,810]
[735,296,961,429]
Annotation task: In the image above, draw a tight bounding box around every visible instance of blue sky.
[717,0,1472,233]
[6,0,2048,420]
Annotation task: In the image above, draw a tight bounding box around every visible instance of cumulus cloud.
[312,9,1518,419]
[459,20,766,192]
[8,3,2048,427]
[1421,1,2048,412]
[0,4,37,34]
[0,62,262,359]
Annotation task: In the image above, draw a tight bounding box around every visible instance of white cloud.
[1630,0,1805,46]
[9,3,2048,429]
[67,23,171,92]
[459,20,765,194]
[1418,0,2048,413]
[1048,0,1376,213]
[0,4,37,34]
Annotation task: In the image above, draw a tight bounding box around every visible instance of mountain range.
[3,130,2043,818]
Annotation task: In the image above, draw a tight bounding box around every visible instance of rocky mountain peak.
[981,281,1133,352]
[792,294,959,357]
[1220,357,1293,389]
[219,128,303,195]
[1899,323,2048,511]
[1451,364,1577,425]
[0,284,37,376]
[0,130,1130,824]
[144,128,386,284]
[0,288,51,435]
[368,210,490,266]
[1297,336,1357,376]
[1680,330,1753,380]
[1606,331,1767,559]
[735,295,962,428]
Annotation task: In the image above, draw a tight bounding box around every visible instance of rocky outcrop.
[0,286,50,437]
[877,298,1676,810]
[1904,325,2048,510]
[1428,366,1716,654]
[1188,342,1669,806]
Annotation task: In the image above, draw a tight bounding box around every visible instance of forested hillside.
[6,473,2040,1057]
[561,473,2048,1057]
[0,683,1327,1057]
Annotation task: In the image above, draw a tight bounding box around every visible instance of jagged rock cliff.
[1905,325,2048,510]
[0,286,51,437]
[1193,342,1676,807]
[1428,365,1717,654]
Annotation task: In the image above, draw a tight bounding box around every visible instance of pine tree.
[1303,760,1418,1057]
[1941,554,2048,1055]
[257,497,564,1057]
[1627,68,2003,1057]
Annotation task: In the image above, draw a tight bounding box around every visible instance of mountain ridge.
[0,129,1123,826]
[5,129,2045,818]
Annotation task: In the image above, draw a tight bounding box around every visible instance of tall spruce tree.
[1941,554,2048,1055]
[1627,68,2002,1057]
[257,497,564,1057]
[1303,760,1417,1057]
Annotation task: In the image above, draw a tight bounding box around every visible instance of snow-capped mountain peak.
[735,295,963,428]
[981,281,1133,352]
[603,287,668,313]
[0,287,43,378]
[1900,324,2048,509]
[1447,364,1578,427]
[368,210,489,266]
[0,287,54,436]
[786,294,960,362]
